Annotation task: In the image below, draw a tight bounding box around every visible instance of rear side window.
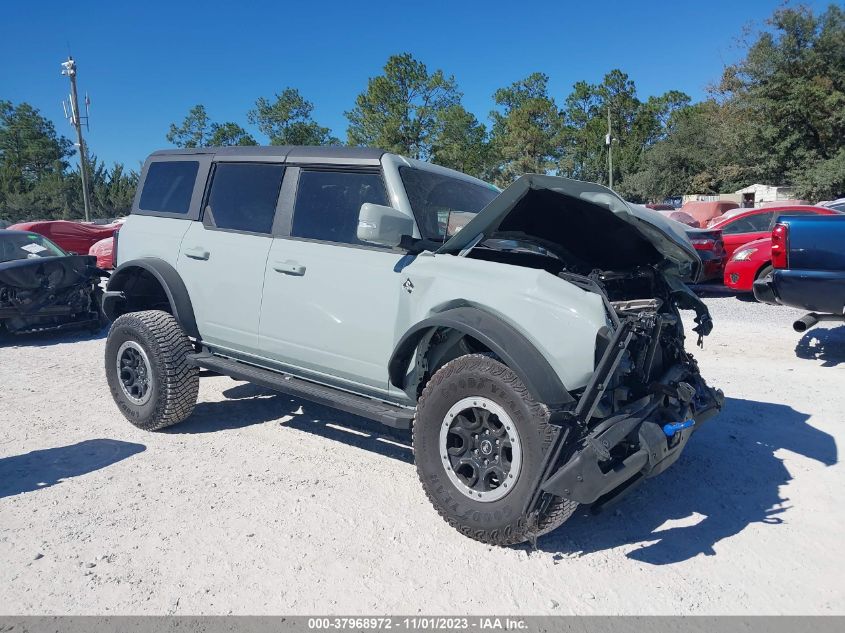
[204,163,285,234]
[291,170,388,246]
[722,212,774,234]
[139,161,199,214]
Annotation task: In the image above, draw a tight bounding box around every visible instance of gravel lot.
[1,295,843,615]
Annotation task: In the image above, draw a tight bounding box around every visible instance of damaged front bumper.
[526,285,724,520]
[0,255,107,335]
[541,381,723,507]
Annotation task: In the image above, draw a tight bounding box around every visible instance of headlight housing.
[732,247,757,261]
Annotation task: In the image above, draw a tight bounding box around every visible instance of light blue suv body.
[103,145,722,546]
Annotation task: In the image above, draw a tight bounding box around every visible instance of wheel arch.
[755,260,774,279]
[388,306,574,408]
[104,258,199,339]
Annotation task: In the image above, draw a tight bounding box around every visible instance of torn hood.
[437,174,701,281]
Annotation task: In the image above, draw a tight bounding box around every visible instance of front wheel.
[413,354,577,546]
[105,310,199,431]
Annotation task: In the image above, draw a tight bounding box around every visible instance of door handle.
[185,247,210,261]
[272,260,306,276]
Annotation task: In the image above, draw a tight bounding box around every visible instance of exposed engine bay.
[528,267,723,519]
[458,217,722,521]
[0,255,107,335]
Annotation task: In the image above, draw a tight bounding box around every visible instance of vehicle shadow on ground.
[535,396,837,565]
[794,325,845,367]
[171,382,413,464]
[0,439,146,498]
[0,327,107,348]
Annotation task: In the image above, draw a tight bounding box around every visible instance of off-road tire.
[105,310,199,431]
[413,354,577,546]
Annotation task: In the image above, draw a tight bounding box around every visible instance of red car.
[88,235,115,269]
[7,219,121,255]
[723,206,840,292]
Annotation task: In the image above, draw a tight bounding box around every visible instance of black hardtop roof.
[150,145,386,163]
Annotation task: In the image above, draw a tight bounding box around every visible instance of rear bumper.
[699,254,727,281]
[752,275,778,304]
[755,269,845,314]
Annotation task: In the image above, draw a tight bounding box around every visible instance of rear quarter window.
[138,161,200,214]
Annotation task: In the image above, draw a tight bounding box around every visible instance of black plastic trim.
[188,352,414,428]
[104,258,199,339]
[388,306,574,408]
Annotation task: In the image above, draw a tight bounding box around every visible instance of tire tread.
[414,354,577,546]
[106,310,198,431]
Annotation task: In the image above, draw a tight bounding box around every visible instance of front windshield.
[0,232,66,263]
[399,167,499,242]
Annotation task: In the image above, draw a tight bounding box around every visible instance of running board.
[186,353,415,429]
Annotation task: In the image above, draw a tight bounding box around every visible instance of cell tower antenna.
[60,56,92,222]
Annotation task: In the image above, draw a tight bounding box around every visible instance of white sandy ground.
[0,295,843,615]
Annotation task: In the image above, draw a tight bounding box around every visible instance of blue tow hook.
[662,419,695,437]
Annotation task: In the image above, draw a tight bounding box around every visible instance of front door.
[259,168,407,395]
[721,210,775,258]
[177,162,285,356]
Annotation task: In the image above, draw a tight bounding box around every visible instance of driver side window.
[291,170,389,247]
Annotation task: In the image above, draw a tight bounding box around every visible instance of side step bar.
[187,353,415,429]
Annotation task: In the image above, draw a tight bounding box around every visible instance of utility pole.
[61,56,92,222]
[607,108,613,190]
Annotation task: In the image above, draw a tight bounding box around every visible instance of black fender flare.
[104,258,199,339]
[388,306,574,408]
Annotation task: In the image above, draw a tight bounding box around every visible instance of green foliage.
[167,105,258,148]
[488,73,563,186]
[715,5,845,184]
[7,4,845,225]
[345,53,460,159]
[166,104,210,148]
[0,101,138,222]
[630,3,845,200]
[208,122,256,147]
[249,88,338,146]
[792,148,845,200]
[557,71,690,197]
[429,105,490,176]
[85,155,139,218]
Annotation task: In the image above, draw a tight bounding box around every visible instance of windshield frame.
[398,166,500,243]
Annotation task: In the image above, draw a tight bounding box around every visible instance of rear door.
[259,167,407,395]
[177,162,285,357]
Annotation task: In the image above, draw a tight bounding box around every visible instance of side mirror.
[357,203,415,248]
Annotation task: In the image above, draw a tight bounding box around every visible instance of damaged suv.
[103,146,722,545]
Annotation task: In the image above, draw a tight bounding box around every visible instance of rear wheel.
[413,354,577,546]
[105,310,199,431]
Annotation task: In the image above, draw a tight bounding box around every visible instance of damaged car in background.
[103,147,723,546]
[0,230,107,336]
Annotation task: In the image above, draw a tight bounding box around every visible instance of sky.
[1,0,833,170]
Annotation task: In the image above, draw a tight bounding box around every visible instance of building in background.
[681,184,806,209]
